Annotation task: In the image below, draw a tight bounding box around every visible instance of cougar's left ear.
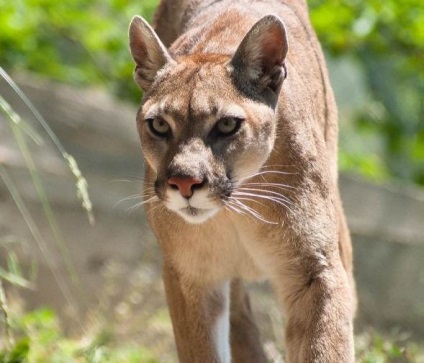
[129,16,175,91]
[230,15,288,95]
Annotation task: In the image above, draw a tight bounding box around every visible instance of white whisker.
[234,188,293,204]
[236,187,293,203]
[232,191,293,211]
[258,164,296,169]
[127,195,160,214]
[240,170,296,180]
[225,202,249,218]
[228,196,268,209]
[148,203,165,218]
[113,194,143,209]
[229,199,278,225]
[241,182,297,191]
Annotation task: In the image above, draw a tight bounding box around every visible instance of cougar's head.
[129,15,288,224]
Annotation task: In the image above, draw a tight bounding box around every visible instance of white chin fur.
[166,189,220,224]
[173,207,219,224]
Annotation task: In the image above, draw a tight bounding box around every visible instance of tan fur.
[129,1,356,362]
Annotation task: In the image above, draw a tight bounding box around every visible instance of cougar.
[129,0,355,362]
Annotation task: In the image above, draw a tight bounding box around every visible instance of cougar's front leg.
[230,279,267,363]
[275,253,354,363]
[163,263,231,363]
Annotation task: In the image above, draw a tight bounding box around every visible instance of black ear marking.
[230,15,289,106]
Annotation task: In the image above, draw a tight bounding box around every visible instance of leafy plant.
[0,0,158,101]
[309,0,424,186]
[1,307,160,363]
[0,338,30,363]
[356,331,423,363]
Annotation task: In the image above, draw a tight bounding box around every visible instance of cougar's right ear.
[129,16,175,91]
[230,15,288,100]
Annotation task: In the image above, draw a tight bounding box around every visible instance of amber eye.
[146,117,171,137]
[215,117,243,136]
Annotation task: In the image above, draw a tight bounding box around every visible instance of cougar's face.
[137,56,276,223]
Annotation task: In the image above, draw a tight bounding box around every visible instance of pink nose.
[167,176,204,198]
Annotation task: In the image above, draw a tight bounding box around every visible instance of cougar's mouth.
[176,205,219,224]
[181,206,201,215]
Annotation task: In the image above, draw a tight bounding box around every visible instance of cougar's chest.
[163,210,269,285]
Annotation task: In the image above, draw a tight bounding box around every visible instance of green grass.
[1,305,423,363]
[1,308,160,363]
[356,331,423,363]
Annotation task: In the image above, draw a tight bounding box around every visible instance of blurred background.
[0,0,423,361]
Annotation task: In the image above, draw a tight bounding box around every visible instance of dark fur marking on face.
[230,72,280,109]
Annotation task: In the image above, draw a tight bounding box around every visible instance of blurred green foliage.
[0,0,157,100]
[309,0,424,186]
[0,0,423,186]
[0,308,160,362]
